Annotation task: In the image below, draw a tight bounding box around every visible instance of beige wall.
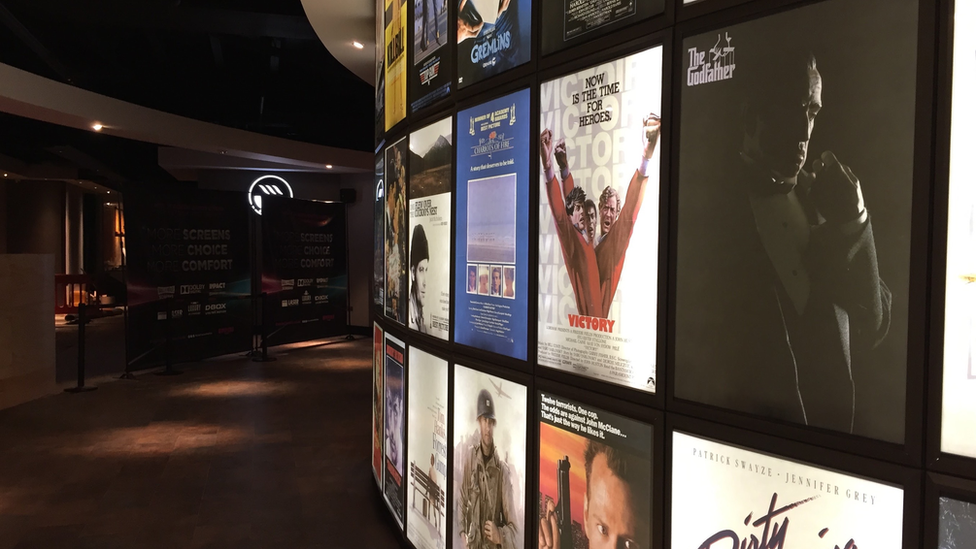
[0,254,56,409]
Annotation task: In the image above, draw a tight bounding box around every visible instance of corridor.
[0,338,401,549]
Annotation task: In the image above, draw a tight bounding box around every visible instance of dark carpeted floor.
[0,337,403,549]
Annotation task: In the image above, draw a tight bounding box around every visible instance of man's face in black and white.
[747,60,823,180]
[412,259,428,305]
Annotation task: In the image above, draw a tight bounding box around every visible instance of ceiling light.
[92,123,103,131]
[2,173,6,177]
[352,41,364,49]
[325,164,333,169]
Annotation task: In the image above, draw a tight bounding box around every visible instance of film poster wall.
[941,0,976,461]
[452,365,527,549]
[538,46,663,393]
[411,0,451,111]
[387,137,410,325]
[260,196,348,345]
[406,348,448,549]
[454,89,531,360]
[538,392,653,549]
[125,186,251,370]
[385,332,408,527]
[408,117,453,340]
[456,0,531,88]
[671,432,904,548]
[539,0,664,56]
[386,0,407,130]
[673,0,919,443]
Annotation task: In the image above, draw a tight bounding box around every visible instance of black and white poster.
[411,0,451,111]
[456,0,532,88]
[538,392,653,549]
[537,47,662,393]
[673,0,919,442]
[940,497,976,549]
[386,137,409,325]
[539,0,664,56]
[385,332,407,527]
[671,432,904,548]
[408,117,452,340]
[941,0,976,460]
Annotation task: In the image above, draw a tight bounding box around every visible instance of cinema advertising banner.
[454,89,530,360]
[538,46,662,393]
[539,0,664,56]
[406,347,448,549]
[387,137,409,325]
[456,0,531,89]
[941,0,976,460]
[409,117,453,340]
[411,0,451,111]
[260,196,347,345]
[373,322,385,487]
[452,365,527,549]
[385,332,407,527]
[671,432,904,549]
[386,0,407,130]
[673,0,918,442]
[538,392,653,549]
[125,187,251,370]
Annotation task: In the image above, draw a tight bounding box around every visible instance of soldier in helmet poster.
[453,365,527,549]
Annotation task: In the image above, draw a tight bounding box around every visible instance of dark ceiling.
[0,0,374,178]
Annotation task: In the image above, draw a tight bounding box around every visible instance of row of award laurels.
[371,0,976,547]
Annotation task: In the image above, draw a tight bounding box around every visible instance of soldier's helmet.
[477,389,495,420]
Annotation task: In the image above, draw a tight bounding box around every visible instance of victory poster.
[385,333,407,527]
[408,117,453,340]
[941,0,976,460]
[538,392,653,549]
[386,137,409,325]
[454,89,530,360]
[538,47,662,393]
[453,365,526,549]
[671,432,904,549]
[456,0,531,88]
[673,0,919,442]
[406,348,448,549]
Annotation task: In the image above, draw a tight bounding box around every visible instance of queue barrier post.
[156,297,183,376]
[65,303,98,393]
[252,292,276,362]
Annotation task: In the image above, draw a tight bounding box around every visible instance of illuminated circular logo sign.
[248,175,293,215]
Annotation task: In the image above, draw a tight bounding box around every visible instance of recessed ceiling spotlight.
[353,41,364,49]
[2,173,6,177]
[325,164,333,169]
[92,123,103,131]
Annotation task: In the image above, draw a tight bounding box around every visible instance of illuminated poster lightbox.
[384,332,407,527]
[537,46,663,393]
[941,0,976,460]
[671,432,904,549]
[452,365,527,549]
[673,0,919,442]
[373,322,385,487]
[456,0,531,88]
[454,89,530,360]
[406,348,448,549]
[538,392,653,549]
[386,137,409,325]
[408,118,453,340]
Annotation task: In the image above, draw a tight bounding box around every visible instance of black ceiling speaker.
[339,188,356,204]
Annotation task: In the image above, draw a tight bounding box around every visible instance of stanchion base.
[251,356,277,362]
[65,386,98,393]
[155,369,183,376]
[344,334,355,341]
[119,372,137,380]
